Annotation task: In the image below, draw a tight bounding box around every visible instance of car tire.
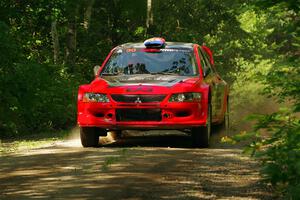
[192,103,212,148]
[80,127,101,147]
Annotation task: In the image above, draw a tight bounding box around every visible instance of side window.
[198,48,212,77]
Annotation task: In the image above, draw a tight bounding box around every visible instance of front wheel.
[192,103,212,148]
[80,127,103,147]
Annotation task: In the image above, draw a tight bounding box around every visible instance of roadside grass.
[0,129,71,154]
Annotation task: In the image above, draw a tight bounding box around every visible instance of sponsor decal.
[126,87,153,92]
[161,49,191,52]
[126,48,136,53]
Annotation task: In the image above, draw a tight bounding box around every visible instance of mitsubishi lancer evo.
[77,38,229,148]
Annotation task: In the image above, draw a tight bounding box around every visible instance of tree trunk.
[146,0,154,36]
[66,21,76,71]
[146,0,153,35]
[146,0,153,29]
[83,0,95,30]
[51,19,60,64]
[66,4,79,73]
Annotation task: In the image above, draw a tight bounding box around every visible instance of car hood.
[101,74,195,87]
[90,75,201,93]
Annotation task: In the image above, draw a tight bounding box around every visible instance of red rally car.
[77,38,229,148]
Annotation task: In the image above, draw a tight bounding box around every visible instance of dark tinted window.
[101,48,198,76]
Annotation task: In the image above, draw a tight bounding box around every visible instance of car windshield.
[101,48,198,76]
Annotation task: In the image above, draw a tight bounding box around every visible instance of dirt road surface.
[0,130,274,200]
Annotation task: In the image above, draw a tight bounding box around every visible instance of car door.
[198,47,227,123]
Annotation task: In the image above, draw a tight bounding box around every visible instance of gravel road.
[0,130,275,200]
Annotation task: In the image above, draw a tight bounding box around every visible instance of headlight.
[83,93,110,102]
[168,93,201,102]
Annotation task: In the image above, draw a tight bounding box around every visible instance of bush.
[0,63,79,137]
[0,20,80,137]
[246,110,300,199]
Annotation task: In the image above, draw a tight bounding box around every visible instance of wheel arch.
[200,83,211,104]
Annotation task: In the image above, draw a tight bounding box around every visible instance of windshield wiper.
[101,72,120,76]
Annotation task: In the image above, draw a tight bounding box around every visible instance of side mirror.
[93,65,100,76]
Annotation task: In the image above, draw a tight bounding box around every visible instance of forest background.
[0,0,299,198]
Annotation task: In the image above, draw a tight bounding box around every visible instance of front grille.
[111,94,166,103]
[116,109,162,122]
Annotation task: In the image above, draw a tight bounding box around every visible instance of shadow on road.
[99,126,235,149]
[0,128,275,200]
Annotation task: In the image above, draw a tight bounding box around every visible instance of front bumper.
[77,101,207,130]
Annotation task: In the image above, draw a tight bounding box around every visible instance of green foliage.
[0,62,79,137]
[151,0,250,81]
[263,58,300,112]
[0,2,299,198]
[227,2,300,199]
[0,20,78,137]
[233,110,300,199]
[0,22,20,66]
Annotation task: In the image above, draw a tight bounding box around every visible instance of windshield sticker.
[124,48,191,53]
[126,48,136,53]
[161,49,191,52]
[116,49,123,53]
